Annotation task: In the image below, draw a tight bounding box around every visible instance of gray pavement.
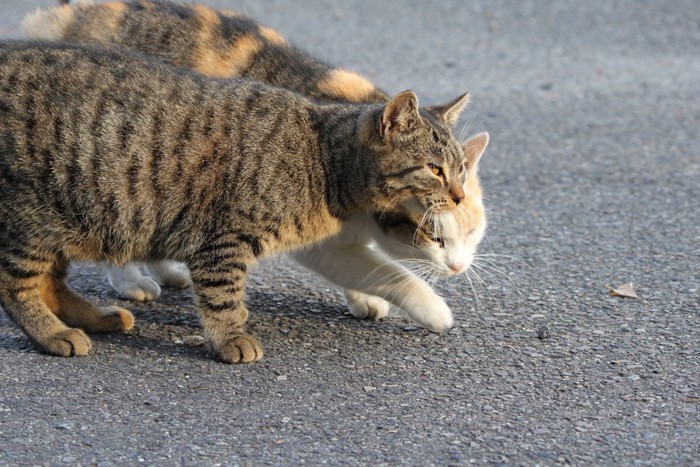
[1,0,699,465]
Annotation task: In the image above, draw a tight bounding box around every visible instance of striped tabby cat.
[0,41,472,361]
[23,0,489,328]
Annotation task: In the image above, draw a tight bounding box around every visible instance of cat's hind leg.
[146,261,192,289]
[107,263,161,301]
[0,253,91,357]
[48,259,134,334]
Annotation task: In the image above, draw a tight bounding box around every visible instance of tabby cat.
[0,41,472,361]
[23,0,489,327]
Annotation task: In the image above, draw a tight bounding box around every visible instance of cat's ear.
[428,92,470,128]
[379,91,422,139]
[463,132,489,173]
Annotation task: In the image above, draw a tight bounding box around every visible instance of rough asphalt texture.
[1,0,699,465]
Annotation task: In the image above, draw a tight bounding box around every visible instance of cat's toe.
[116,278,161,301]
[403,297,454,331]
[425,312,454,331]
[347,295,390,321]
[40,329,92,357]
[420,302,454,331]
[213,335,263,363]
[98,306,135,333]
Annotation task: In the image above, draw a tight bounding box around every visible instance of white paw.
[115,277,162,302]
[344,291,390,321]
[147,262,192,288]
[402,296,454,331]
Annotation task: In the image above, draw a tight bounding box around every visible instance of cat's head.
[360,90,472,215]
[373,132,489,279]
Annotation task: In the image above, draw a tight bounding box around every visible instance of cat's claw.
[345,291,390,321]
[214,335,263,363]
[40,329,92,357]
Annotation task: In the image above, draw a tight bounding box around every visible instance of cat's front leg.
[293,246,453,331]
[187,250,262,363]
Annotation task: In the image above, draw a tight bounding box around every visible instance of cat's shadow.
[0,257,430,358]
[80,285,420,360]
[0,282,432,359]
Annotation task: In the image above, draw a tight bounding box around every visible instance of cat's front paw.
[344,290,390,321]
[92,306,135,333]
[115,277,162,302]
[212,335,264,363]
[403,296,454,331]
[39,328,92,357]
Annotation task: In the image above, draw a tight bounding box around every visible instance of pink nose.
[448,262,465,273]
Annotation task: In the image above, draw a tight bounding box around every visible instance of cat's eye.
[433,237,445,248]
[459,162,466,174]
[427,163,443,177]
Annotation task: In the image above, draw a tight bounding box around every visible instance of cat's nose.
[449,183,465,205]
[448,261,465,274]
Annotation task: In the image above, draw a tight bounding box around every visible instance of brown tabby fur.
[25,0,389,103]
[0,41,469,362]
[23,0,477,246]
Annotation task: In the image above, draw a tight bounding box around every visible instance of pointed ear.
[428,92,470,128]
[463,132,489,173]
[379,90,421,139]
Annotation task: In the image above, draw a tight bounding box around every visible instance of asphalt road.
[1,0,699,465]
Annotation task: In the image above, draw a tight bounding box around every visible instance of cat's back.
[23,0,389,104]
[0,40,306,165]
[0,40,197,114]
[0,40,335,262]
[0,40,325,196]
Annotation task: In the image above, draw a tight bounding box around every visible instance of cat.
[0,41,472,362]
[23,0,489,325]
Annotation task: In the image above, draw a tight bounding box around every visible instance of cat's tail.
[21,0,95,41]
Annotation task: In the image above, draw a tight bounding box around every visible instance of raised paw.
[213,335,264,363]
[39,328,92,357]
[345,291,390,321]
[87,306,135,334]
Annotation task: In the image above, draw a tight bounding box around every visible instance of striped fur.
[0,41,470,361]
[23,1,488,314]
[22,0,389,103]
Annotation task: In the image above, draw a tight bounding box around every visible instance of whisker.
[377,195,401,219]
[464,270,482,310]
[468,267,500,306]
[471,262,517,289]
[474,253,528,266]
[412,207,434,248]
